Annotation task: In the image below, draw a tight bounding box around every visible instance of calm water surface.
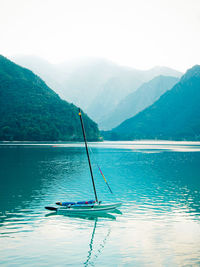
[0,141,200,266]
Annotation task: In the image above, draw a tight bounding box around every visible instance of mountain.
[12,56,182,120]
[86,68,146,121]
[13,57,129,109]
[79,64,182,122]
[107,65,200,141]
[142,66,183,80]
[59,58,125,110]
[12,55,65,93]
[0,55,100,141]
[100,75,179,130]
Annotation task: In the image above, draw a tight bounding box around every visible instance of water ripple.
[0,142,200,266]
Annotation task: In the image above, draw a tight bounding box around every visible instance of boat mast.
[78,108,98,203]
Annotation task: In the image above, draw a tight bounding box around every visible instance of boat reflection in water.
[45,210,122,266]
[84,218,110,267]
[45,209,122,220]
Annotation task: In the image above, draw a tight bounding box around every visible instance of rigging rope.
[88,146,113,194]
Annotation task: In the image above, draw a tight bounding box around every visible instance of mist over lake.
[1,141,200,266]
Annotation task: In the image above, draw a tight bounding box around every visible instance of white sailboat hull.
[56,203,122,214]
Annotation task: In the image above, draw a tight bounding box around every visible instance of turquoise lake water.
[0,141,200,266]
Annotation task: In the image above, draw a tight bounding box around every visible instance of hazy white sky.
[1,0,200,71]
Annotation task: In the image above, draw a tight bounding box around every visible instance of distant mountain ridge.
[0,55,100,141]
[107,65,200,141]
[12,56,182,122]
[100,75,179,130]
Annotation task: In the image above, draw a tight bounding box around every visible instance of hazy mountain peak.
[13,54,51,63]
[107,65,200,141]
[147,65,182,78]
[10,54,183,115]
[180,65,200,83]
[100,75,179,130]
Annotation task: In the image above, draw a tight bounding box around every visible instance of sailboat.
[45,109,121,214]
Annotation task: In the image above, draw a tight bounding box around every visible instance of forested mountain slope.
[108,65,200,141]
[0,55,100,141]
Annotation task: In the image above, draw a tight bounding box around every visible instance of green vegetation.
[106,65,200,141]
[0,55,100,141]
